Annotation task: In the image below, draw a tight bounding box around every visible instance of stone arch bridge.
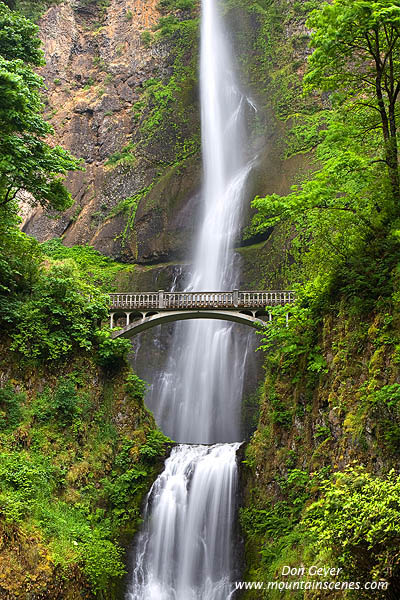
[110,290,295,338]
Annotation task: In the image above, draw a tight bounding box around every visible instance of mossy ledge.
[240,294,400,599]
[0,344,171,599]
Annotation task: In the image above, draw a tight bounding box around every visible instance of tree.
[305,0,400,204]
[252,0,400,298]
[0,2,80,212]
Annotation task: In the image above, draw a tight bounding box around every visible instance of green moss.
[130,2,200,166]
[106,142,136,167]
[0,360,171,598]
[243,282,400,596]
[140,30,152,46]
[41,239,134,290]
[13,0,60,21]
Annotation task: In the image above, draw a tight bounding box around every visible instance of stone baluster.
[158,290,164,309]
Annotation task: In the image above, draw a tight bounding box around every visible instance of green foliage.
[0,208,41,295]
[102,0,201,246]
[369,383,400,409]
[107,192,139,220]
[306,466,400,586]
[223,0,318,130]
[102,466,148,508]
[305,0,400,202]
[13,0,60,22]
[240,502,292,539]
[314,425,331,441]
[252,0,400,310]
[245,296,400,595]
[139,429,171,459]
[0,3,167,595]
[0,365,168,594]
[0,451,54,523]
[253,111,395,295]
[0,220,138,371]
[0,448,128,588]
[140,30,152,46]
[268,388,292,428]
[240,467,322,592]
[0,384,24,430]
[52,379,81,426]
[131,2,200,162]
[0,233,134,367]
[367,383,400,453]
[124,372,147,399]
[106,141,136,166]
[157,0,196,12]
[0,3,80,213]
[41,238,131,290]
[138,76,180,136]
[305,0,400,99]
[96,330,132,371]
[80,537,125,592]
[109,185,151,245]
[256,295,324,377]
[0,2,42,62]
[7,261,109,361]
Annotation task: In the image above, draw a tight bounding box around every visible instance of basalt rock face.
[23,0,201,264]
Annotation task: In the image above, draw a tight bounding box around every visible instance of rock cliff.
[23,0,201,264]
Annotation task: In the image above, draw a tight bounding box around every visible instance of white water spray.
[127,0,255,597]
[128,444,240,600]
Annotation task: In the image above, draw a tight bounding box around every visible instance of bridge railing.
[109,290,295,310]
[239,291,294,307]
[163,292,234,308]
[109,293,159,309]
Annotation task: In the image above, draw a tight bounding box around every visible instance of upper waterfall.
[194,0,250,291]
[143,0,255,444]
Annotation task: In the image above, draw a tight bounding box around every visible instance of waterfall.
[128,444,240,600]
[126,0,254,597]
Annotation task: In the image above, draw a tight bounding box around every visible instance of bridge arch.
[111,310,266,339]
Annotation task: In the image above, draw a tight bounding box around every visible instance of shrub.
[125,372,146,400]
[81,537,125,592]
[0,384,25,431]
[139,429,170,459]
[9,262,109,362]
[141,30,152,46]
[96,330,132,370]
[53,379,79,426]
[306,466,400,587]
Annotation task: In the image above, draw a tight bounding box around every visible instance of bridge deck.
[109,290,295,311]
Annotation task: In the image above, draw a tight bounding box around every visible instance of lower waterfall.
[127,444,240,600]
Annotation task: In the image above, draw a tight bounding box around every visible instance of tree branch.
[365,31,380,65]
[0,182,17,207]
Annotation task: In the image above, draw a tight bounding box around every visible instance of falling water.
[129,444,240,600]
[127,0,255,597]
